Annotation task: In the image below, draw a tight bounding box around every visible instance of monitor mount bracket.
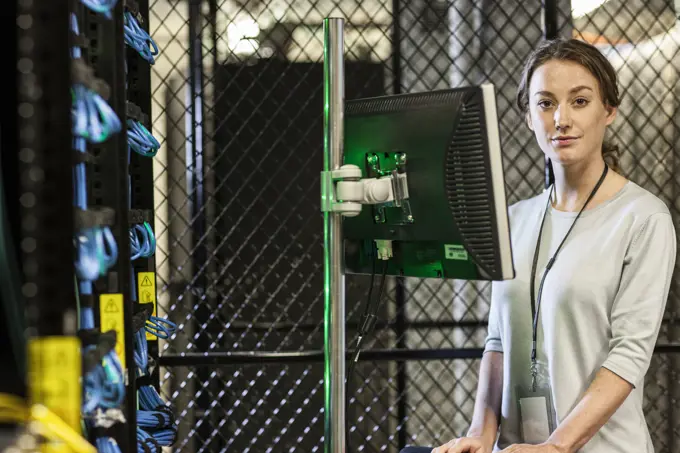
[321,164,411,218]
[321,164,412,260]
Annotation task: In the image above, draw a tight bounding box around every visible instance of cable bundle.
[134,320,178,448]
[137,411,175,447]
[74,219,118,282]
[136,427,161,453]
[70,16,121,144]
[81,0,118,19]
[124,11,158,64]
[130,222,156,260]
[95,437,120,453]
[0,393,97,453]
[128,120,160,157]
[82,348,126,415]
[79,294,125,453]
[72,85,122,143]
[145,316,176,340]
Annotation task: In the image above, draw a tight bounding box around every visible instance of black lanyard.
[529,164,608,389]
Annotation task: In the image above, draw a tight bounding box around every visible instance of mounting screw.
[407,215,413,222]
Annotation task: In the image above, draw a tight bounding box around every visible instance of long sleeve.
[601,212,676,387]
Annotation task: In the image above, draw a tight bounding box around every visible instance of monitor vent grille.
[346,91,463,115]
[445,100,497,275]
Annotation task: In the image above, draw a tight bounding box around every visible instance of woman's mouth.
[552,136,579,147]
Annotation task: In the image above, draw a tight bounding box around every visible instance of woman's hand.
[499,443,569,453]
[431,436,491,453]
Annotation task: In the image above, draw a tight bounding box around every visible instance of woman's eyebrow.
[533,85,594,97]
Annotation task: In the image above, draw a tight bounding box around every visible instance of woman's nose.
[554,105,572,130]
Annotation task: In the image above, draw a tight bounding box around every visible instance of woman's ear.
[605,105,617,126]
[525,112,533,131]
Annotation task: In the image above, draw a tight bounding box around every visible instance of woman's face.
[526,59,616,168]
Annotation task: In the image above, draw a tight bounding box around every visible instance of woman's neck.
[551,158,608,212]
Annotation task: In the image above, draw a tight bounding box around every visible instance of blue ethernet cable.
[128,141,155,265]
[96,224,119,270]
[137,427,161,453]
[79,291,125,426]
[136,411,176,446]
[71,14,121,143]
[123,47,160,159]
[146,428,176,447]
[134,330,166,410]
[79,288,126,416]
[130,222,156,260]
[96,437,121,453]
[123,11,158,64]
[134,324,179,445]
[82,359,124,412]
[137,410,172,429]
[145,316,175,340]
[72,84,122,143]
[73,154,119,280]
[70,13,84,60]
[134,327,176,411]
[128,121,160,157]
[81,0,118,19]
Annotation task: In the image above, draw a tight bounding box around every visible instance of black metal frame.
[9,0,75,445]
[18,0,75,339]
[123,0,163,446]
[127,0,155,214]
[126,0,160,383]
[159,344,680,367]
[1,0,24,411]
[78,2,136,448]
[159,348,487,367]
[15,0,75,421]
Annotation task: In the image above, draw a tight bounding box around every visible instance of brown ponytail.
[602,141,621,173]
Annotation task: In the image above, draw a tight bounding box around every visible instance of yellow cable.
[41,446,73,453]
[31,405,95,453]
[0,393,27,412]
[0,393,28,423]
[0,394,96,453]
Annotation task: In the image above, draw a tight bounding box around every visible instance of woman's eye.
[538,100,552,109]
[575,98,589,106]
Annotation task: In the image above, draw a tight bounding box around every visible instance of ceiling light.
[572,0,611,19]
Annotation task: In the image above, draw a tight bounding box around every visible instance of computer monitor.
[342,83,514,281]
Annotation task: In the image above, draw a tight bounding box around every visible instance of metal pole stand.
[322,17,346,453]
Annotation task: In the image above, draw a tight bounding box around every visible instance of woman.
[403,38,677,453]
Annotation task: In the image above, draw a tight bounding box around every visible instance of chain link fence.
[145,0,680,451]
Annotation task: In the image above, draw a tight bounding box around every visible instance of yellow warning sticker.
[28,336,82,431]
[137,271,157,340]
[100,294,126,369]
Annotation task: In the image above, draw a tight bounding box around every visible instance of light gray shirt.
[485,181,676,452]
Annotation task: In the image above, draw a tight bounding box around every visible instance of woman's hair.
[516,38,622,172]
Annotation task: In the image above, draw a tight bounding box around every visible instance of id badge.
[516,384,556,444]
